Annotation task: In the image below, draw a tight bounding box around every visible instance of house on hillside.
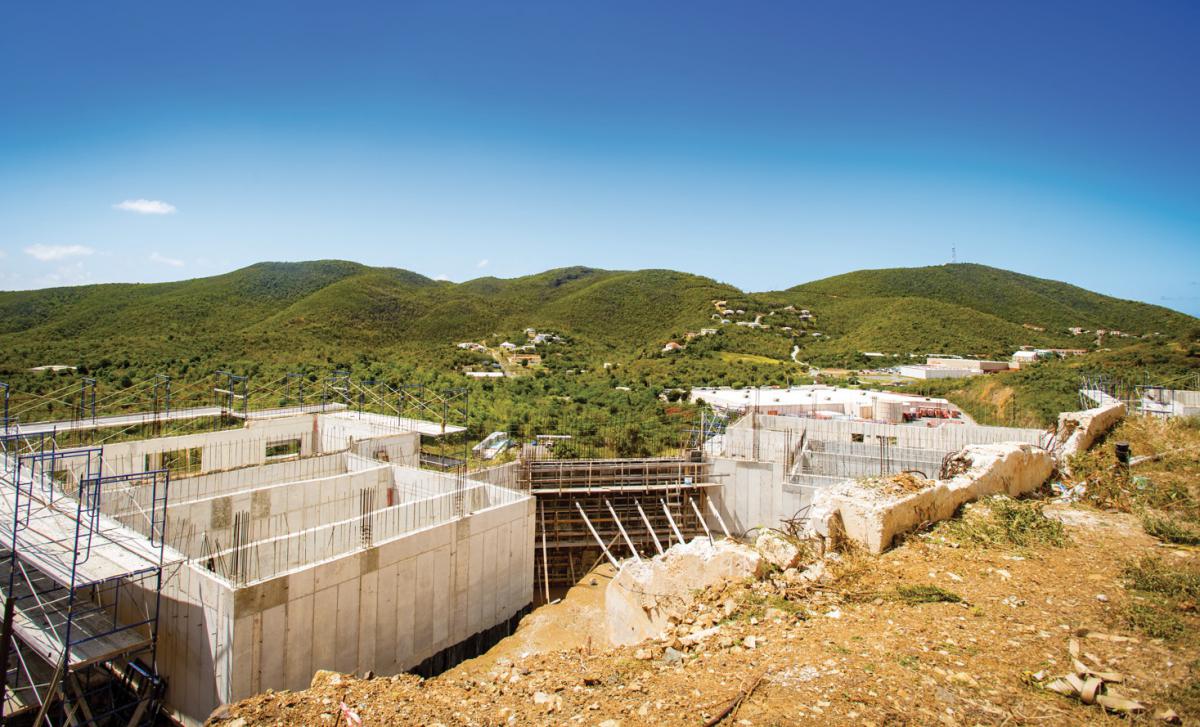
[499,341,518,351]
[662,342,684,353]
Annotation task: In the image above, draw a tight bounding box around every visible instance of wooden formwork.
[522,457,716,594]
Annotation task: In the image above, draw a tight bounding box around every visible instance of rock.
[662,647,684,665]
[743,635,757,649]
[206,704,234,722]
[800,560,828,583]
[310,670,343,689]
[755,530,804,571]
[634,648,652,660]
[532,691,562,713]
[765,607,786,621]
[225,719,246,727]
[599,721,622,727]
[607,538,760,646]
[1095,593,1109,603]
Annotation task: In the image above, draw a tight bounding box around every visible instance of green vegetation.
[788,263,1194,339]
[1142,513,1200,546]
[892,584,963,605]
[1121,556,1200,641]
[938,496,1067,549]
[1,260,1196,441]
[1069,416,1200,545]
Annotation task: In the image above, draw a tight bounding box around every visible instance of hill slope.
[0,260,1193,383]
[788,263,1191,337]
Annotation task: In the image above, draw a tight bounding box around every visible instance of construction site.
[0,374,532,726]
[0,375,1070,726]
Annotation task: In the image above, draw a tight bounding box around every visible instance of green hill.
[0,259,1195,430]
[787,263,1190,337]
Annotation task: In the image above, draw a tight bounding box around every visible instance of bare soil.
[210,500,1199,726]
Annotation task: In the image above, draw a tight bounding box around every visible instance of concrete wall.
[155,488,534,726]
[708,457,800,536]
[164,467,393,558]
[107,453,350,516]
[222,493,534,711]
[723,415,1050,463]
[155,559,237,727]
[84,417,319,477]
[1057,402,1126,471]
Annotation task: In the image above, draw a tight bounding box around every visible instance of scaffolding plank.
[0,557,151,668]
[0,479,167,589]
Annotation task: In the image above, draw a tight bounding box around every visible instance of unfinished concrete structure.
[1,410,534,726]
[705,411,1054,535]
[518,457,713,596]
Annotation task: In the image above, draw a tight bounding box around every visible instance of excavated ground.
[209,498,1199,726]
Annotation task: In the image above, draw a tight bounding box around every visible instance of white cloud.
[149,251,184,268]
[476,258,489,269]
[24,244,94,262]
[434,273,450,281]
[114,199,176,215]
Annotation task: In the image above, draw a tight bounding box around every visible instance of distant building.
[925,357,1009,373]
[662,342,683,352]
[465,371,505,378]
[499,341,518,351]
[699,328,718,336]
[897,365,978,380]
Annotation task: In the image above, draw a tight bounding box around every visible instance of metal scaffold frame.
[0,431,170,725]
[214,370,249,418]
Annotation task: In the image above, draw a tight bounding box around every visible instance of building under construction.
[0,374,533,727]
[0,375,1064,725]
[520,456,715,598]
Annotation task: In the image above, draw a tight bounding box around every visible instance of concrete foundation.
[52,413,534,726]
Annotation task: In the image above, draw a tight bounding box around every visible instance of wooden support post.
[577,502,619,568]
[606,500,640,562]
[635,500,664,555]
[690,496,713,545]
[660,499,686,547]
[539,502,551,603]
[707,496,732,539]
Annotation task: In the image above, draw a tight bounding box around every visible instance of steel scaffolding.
[0,432,169,725]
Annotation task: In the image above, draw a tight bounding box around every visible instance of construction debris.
[1035,638,1153,717]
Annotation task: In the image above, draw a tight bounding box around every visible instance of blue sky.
[1,2,1198,314]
